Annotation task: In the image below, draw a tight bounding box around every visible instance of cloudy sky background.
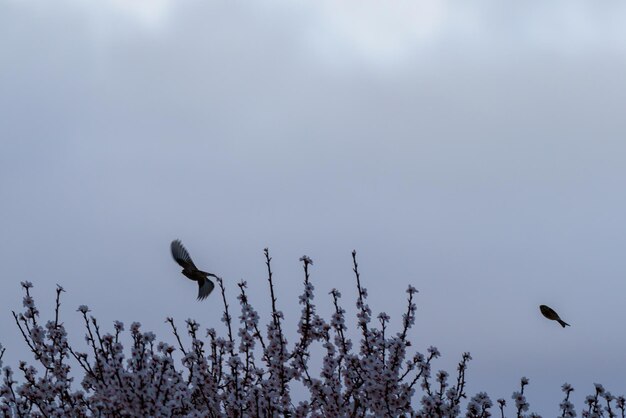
[2,0,626,413]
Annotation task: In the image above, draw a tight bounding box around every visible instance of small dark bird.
[540,305,570,328]
[171,239,217,300]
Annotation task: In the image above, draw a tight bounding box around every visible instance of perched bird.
[171,239,217,300]
[540,305,570,328]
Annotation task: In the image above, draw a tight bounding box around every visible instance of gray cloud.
[1,0,626,413]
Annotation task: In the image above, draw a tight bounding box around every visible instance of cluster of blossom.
[1,250,625,417]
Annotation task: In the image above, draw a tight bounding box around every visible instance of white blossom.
[0,255,621,417]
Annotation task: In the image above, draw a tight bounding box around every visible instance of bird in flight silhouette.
[171,239,217,300]
[540,305,570,328]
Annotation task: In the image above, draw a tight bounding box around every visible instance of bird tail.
[558,319,570,328]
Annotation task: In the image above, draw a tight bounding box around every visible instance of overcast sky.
[2,0,626,414]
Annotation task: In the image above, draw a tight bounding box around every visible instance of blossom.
[2,258,623,417]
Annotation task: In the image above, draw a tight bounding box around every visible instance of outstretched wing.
[197,277,215,301]
[171,240,197,270]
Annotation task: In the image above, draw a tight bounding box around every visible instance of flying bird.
[540,305,570,328]
[171,239,217,300]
